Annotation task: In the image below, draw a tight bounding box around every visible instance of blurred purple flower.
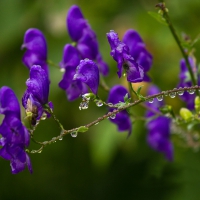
[0,86,32,174]
[122,29,153,81]
[146,85,173,161]
[59,44,88,101]
[177,57,199,109]
[106,30,144,83]
[107,85,132,136]
[66,5,109,76]
[22,65,52,125]
[21,28,49,77]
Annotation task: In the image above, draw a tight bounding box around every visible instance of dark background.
[1,0,200,199]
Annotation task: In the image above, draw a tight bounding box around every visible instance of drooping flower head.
[66,5,109,76]
[122,29,153,81]
[73,59,99,95]
[59,44,88,101]
[21,28,49,76]
[0,86,32,174]
[106,30,144,83]
[146,85,173,161]
[177,57,199,109]
[22,65,52,125]
[107,85,132,136]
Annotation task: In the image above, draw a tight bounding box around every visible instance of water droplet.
[188,89,195,94]
[79,102,89,110]
[96,101,103,107]
[52,137,57,143]
[38,150,42,153]
[60,68,65,73]
[148,98,154,103]
[177,90,184,96]
[163,91,168,96]
[94,122,99,125]
[31,150,37,153]
[41,113,47,120]
[110,113,116,119]
[157,95,163,101]
[59,137,63,141]
[169,92,176,98]
[43,141,48,145]
[107,103,113,107]
[71,131,78,138]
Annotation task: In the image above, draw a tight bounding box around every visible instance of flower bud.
[179,108,193,121]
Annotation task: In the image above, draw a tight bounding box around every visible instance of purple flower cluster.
[177,57,199,109]
[146,85,173,161]
[59,5,107,100]
[21,28,49,77]
[22,65,52,125]
[0,86,32,174]
[107,85,132,136]
[107,30,152,82]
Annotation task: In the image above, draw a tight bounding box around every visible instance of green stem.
[47,60,60,69]
[159,3,197,86]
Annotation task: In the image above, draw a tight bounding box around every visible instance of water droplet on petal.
[188,89,195,94]
[110,113,116,119]
[96,100,103,107]
[157,95,163,101]
[71,131,78,138]
[148,98,154,103]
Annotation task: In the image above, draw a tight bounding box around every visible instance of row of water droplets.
[148,87,196,104]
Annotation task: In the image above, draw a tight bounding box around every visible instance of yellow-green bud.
[195,96,200,113]
[179,108,193,121]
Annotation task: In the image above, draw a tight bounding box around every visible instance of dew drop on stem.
[71,131,78,138]
[157,95,163,101]
[148,98,154,103]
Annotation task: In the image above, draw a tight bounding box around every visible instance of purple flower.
[59,44,88,101]
[107,85,132,136]
[21,28,49,77]
[66,5,109,76]
[146,85,173,161]
[73,59,99,95]
[177,57,199,109]
[0,86,32,174]
[22,65,52,125]
[106,30,144,82]
[122,29,153,81]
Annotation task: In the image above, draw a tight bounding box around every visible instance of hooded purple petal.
[67,5,89,41]
[107,85,132,136]
[0,86,20,118]
[73,59,99,95]
[122,29,152,78]
[59,44,80,69]
[21,28,49,76]
[146,85,173,161]
[107,30,144,82]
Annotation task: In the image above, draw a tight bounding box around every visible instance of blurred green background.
[1,0,200,199]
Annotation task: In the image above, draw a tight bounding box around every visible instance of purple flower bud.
[146,85,173,161]
[73,59,99,95]
[21,28,49,76]
[107,85,132,136]
[106,30,144,82]
[0,86,32,174]
[22,65,52,124]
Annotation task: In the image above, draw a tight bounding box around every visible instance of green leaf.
[148,11,168,26]
[136,85,143,96]
[124,93,131,103]
[77,126,89,133]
